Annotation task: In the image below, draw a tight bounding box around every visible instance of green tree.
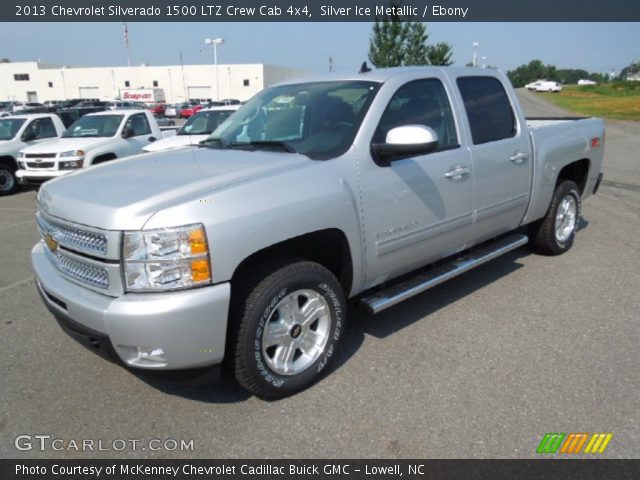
[427,42,454,66]
[403,22,429,66]
[368,5,453,68]
[507,60,559,87]
[368,2,407,68]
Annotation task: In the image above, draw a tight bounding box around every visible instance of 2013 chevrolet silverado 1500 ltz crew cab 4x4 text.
[31,68,604,399]
[16,109,163,186]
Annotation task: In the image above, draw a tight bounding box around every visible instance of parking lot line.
[1,220,35,229]
[0,276,34,293]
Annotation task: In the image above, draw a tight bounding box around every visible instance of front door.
[359,77,474,287]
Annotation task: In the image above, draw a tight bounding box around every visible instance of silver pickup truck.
[31,67,604,399]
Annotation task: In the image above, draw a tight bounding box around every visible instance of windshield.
[63,114,123,138]
[0,118,26,140]
[205,80,380,160]
[178,110,236,136]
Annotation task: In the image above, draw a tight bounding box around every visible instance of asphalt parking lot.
[1,91,638,459]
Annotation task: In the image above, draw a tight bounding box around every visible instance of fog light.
[117,345,167,366]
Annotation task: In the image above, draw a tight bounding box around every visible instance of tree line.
[506,59,640,87]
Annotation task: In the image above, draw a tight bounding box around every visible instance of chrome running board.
[360,234,529,314]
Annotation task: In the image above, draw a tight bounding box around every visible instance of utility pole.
[123,23,131,67]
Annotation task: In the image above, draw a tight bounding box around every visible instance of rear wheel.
[0,164,18,195]
[530,180,581,255]
[232,260,346,400]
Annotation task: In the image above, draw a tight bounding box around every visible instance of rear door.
[456,76,532,243]
[359,76,474,286]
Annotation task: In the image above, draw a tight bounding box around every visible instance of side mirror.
[21,130,36,142]
[122,127,134,139]
[371,125,439,166]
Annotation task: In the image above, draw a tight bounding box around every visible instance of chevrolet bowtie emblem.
[44,233,58,253]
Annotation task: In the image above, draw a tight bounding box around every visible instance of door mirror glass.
[372,125,439,165]
[121,127,134,138]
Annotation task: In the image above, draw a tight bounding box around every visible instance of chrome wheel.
[555,194,577,243]
[261,289,331,376]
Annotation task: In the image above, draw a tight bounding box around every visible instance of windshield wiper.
[199,137,231,149]
[231,140,296,153]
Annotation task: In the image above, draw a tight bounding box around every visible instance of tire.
[530,180,581,255]
[232,260,346,400]
[0,163,18,196]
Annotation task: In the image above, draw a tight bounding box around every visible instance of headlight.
[122,223,211,292]
[59,150,85,158]
[18,152,25,158]
[59,159,83,170]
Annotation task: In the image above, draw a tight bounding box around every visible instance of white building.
[0,61,307,103]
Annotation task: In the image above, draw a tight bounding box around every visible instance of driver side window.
[373,79,458,149]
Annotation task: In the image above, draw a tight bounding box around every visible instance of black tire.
[0,163,18,196]
[232,260,346,400]
[530,180,581,255]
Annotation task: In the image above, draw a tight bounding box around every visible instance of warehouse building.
[0,61,307,103]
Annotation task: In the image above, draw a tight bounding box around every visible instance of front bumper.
[32,242,231,370]
[16,169,71,184]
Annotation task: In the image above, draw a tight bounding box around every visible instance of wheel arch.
[0,155,17,169]
[91,152,117,165]
[557,158,590,195]
[231,228,354,299]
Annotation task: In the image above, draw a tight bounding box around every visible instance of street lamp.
[472,41,479,68]
[205,37,225,101]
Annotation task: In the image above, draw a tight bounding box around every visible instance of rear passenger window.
[373,78,458,149]
[457,77,516,145]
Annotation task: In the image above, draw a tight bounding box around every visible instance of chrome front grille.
[27,162,55,169]
[36,212,108,256]
[51,250,110,289]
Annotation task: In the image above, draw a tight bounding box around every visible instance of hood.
[21,137,114,154]
[142,134,208,153]
[0,138,20,151]
[37,147,309,230]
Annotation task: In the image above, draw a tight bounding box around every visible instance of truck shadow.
[333,247,530,370]
[139,247,531,404]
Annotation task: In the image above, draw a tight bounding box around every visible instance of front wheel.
[233,260,346,400]
[530,180,581,255]
[0,164,18,195]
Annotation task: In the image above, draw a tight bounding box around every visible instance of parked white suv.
[16,110,162,185]
[0,114,66,194]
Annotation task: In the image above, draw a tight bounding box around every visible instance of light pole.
[472,42,479,67]
[205,37,224,101]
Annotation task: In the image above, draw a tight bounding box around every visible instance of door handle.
[148,136,157,142]
[444,166,471,181]
[510,151,529,164]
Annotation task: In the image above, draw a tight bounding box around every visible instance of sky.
[0,22,638,75]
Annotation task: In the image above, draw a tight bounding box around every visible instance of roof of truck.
[275,66,506,86]
[7,113,60,121]
[88,109,148,116]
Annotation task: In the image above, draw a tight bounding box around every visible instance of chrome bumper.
[32,242,231,370]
